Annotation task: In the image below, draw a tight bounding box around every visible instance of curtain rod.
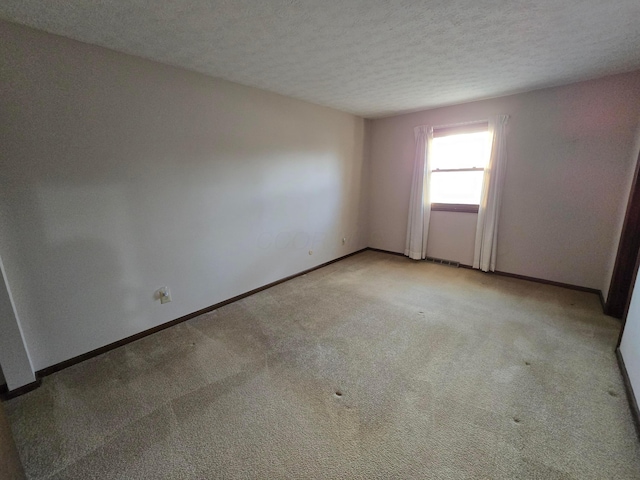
[431,119,488,130]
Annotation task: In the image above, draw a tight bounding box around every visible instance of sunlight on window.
[430,131,491,204]
[430,171,485,204]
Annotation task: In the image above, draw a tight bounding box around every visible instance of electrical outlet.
[342,237,347,245]
[157,287,171,304]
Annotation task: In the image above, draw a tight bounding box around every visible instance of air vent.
[426,257,460,268]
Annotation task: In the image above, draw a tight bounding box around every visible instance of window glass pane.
[431,131,491,170]
[430,170,485,204]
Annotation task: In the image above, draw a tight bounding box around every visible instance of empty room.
[2,1,640,478]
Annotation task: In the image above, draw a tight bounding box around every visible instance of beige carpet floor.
[4,250,640,479]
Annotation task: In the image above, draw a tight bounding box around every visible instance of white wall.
[427,212,477,266]
[620,272,640,407]
[369,72,640,292]
[0,21,369,376]
[0,256,35,389]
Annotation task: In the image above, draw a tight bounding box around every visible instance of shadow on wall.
[34,239,134,352]
[0,19,368,372]
[1,182,142,371]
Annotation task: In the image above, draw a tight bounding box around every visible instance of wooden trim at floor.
[367,248,605,305]
[367,247,474,268]
[366,247,405,257]
[599,291,607,313]
[4,248,368,398]
[1,247,610,398]
[616,348,640,439]
[0,379,41,401]
[492,270,602,296]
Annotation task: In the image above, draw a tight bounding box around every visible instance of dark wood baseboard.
[367,249,605,309]
[616,348,640,439]
[0,378,41,401]
[493,271,608,315]
[32,248,367,381]
[367,247,472,269]
[1,246,609,398]
[492,270,602,296]
[599,291,607,313]
[367,247,405,257]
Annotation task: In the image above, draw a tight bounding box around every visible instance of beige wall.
[427,212,477,266]
[2,19,640,387]
[0,21,369,376]
[369,72,640,292]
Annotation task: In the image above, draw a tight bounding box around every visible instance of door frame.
[608,149,640,320]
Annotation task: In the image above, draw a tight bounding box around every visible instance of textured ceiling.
[2,0,640,118]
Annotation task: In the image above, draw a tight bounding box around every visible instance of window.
[430,123,491,213]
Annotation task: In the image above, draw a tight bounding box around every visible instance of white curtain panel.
[404,125,432,260]
[474,115,509,272]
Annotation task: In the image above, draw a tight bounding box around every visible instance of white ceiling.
[2,0,640,118]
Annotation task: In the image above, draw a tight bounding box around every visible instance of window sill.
[431,203,479,213]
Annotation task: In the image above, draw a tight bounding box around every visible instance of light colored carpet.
[4,250,640,479]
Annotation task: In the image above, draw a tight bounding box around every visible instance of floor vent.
[426,257,460,268]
